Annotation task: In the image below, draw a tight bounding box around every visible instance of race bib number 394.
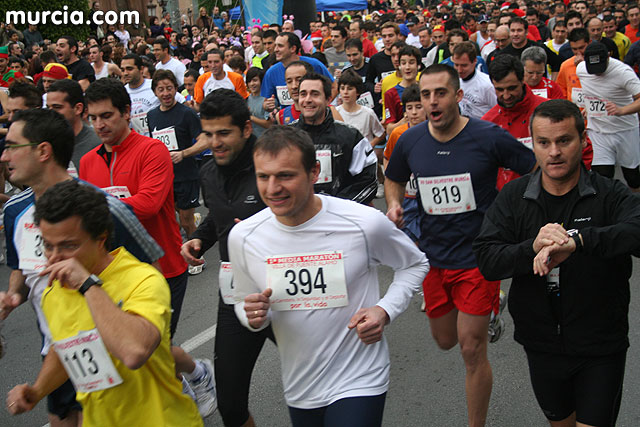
[54,329,123,393]
[418,173,477,215]
[266,251,348,311]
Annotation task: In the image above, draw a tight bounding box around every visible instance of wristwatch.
[79,274,103,296]
[567,229,582,251]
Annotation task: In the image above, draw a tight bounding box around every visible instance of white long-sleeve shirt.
[229,195,429,409]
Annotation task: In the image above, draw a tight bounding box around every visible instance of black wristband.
[79,274,102,296]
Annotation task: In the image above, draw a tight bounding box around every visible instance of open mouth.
[430,110,443,121]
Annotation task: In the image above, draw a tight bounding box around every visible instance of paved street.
[1,200,640,426]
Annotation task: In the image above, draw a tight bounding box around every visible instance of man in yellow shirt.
[6,180,203,427]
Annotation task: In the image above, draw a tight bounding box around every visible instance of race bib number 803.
[266,251,348,311]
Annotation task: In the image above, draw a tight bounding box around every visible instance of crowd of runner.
[1,0,640,425]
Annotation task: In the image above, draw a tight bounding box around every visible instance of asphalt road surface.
[1,200,640,427]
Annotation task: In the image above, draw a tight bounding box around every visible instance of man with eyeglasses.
[484,25,510,65]
[521,46,564,99]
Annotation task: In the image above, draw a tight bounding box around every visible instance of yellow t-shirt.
[380,71,403,118]
[611,32,631,60]
[42,247,202,427]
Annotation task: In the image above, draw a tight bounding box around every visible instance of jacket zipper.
[110,151,117,186]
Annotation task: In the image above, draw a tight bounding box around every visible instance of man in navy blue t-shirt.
[385,64,536,427]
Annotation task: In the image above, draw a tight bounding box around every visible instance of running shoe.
[182,376,196,400]
[488,290,507,344]
[376,183,385,199]
[188,257,205,275]
[189,358,218,418]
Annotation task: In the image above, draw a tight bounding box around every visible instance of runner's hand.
[244,288,272,329]
[181,239,204,265]
[348,306,390,345]
[386,205,405,229]
[0,292,21,320]
[532,223,569,253]
[533,239,576,276]
[7,384,39,414]
[263,95,276,112]
[605,101,621,116]
[40,258,90,289]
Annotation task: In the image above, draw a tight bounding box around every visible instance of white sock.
[184,360,206,382]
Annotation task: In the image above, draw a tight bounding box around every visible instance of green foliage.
[1,0,90,42]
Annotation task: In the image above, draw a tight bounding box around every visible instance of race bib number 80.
[266,251,348,311]
[418,173,477,215]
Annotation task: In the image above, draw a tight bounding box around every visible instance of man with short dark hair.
[55,36,95,91]
[624,5,640,44]
[181,88,273,427]
[474,99,640,427]
[6,179,202,426]
[294,73,378,204]
[194,50,248,104]
[325,26,349,76]
[385,64,536,427]
[348,20,378,58]
[229,124,428,427]
[153,38,187,87]
[80,79,217,418]
[0,108,164,427]
[46,79,101,174]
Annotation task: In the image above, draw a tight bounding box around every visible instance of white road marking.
[181,324,217,353]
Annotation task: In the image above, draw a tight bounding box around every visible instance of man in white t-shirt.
[452,42,497,119]
[153,38,186,87]
[577,41,640,189]
[229,125,428,427]
[122,53,184,137]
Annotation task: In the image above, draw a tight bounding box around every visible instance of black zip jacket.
[294,109,378,204]
[473,165,640,356]
[192,135,266,261]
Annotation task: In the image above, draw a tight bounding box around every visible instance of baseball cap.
[477,14,489,23]
[399,24,410,37]
[432,24,445,33]
[584,42,609,74]
[43,63,71,80]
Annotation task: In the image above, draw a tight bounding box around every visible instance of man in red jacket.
[483,55,548,190]
[80,78,217,418]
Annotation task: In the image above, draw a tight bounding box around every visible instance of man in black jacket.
[293,73,378,204]
[473,99,640,427]
[180,89,274,427]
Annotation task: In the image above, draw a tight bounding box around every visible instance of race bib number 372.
[418,173,477,215]
[266,251,348,311]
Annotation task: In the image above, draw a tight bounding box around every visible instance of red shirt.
[80,130,187,278]
[362,37,378,58]
[482,85,548,190]
[625,24,640,45]
[527,77,564,100]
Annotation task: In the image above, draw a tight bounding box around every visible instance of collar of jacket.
[523,162,597,200]
[498,84,538,117]
[298,108,333,132]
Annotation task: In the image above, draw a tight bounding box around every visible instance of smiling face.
[492,71,525,108]
[254,146,319,227]
[399,54,418,82]
[154,78,177,109]
[201,115,251,166]
[285,64,307,103]
[299,79,328,125]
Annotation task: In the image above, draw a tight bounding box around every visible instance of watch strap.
[79,274,102,296]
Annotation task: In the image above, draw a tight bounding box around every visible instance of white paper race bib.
[102,186,131,200]
[219,262,235,305]
[266,251,348,311]
[518,137,533,150]
[532,88,548,98]
[276,85,294,106]
[584,96,608,117]
[153,126,179,151]
[19,222,46,272]
[54,329,123,393]
[356,91,375,109]
[405,173,417,198]
[67,161,78,178]
[131,112,149,135]
[418,173,477,215]
[381,70,395,80]
[572,87,584,108]
[316,150,333,183]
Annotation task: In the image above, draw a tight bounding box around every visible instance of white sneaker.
[488,290,507,344]
[182,376,196,400]
[189,358,217,418]
[376,183,385,199]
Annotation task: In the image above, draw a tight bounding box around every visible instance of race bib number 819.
[418,173,477,215]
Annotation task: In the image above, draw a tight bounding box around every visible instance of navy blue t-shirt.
[148,102,202,182]
[385,117,536,269]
